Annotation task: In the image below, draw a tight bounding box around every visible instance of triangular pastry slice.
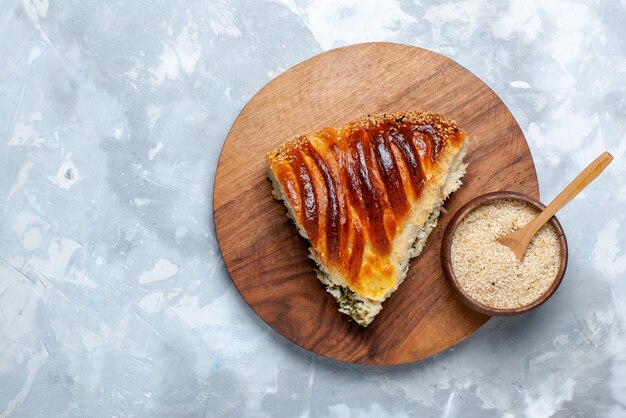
[267,111,468,326]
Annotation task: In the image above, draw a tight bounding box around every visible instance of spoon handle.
[525,151,613,235]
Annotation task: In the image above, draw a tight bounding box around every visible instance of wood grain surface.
[213,43,539,365]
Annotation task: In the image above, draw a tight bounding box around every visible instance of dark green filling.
[318,272,372,326]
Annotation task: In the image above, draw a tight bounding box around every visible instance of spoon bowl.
[441,191,569,316]
[497,152,612,260]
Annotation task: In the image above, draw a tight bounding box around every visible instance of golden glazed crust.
[267,111,467,301]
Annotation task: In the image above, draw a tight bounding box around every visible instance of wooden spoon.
[498,151,613,260]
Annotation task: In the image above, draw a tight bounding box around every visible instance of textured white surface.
[1,0,625,416]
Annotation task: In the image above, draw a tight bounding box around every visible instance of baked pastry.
[267,111,468,326]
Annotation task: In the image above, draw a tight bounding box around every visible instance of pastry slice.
[266,111,468,326]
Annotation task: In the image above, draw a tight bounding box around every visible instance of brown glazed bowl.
[441,191,568,316]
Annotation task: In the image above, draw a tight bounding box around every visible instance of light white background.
[1,0,625,416]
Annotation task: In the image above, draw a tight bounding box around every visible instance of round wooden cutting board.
[214,43,538,365]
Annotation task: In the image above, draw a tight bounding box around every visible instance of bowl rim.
[441,191,569,316]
